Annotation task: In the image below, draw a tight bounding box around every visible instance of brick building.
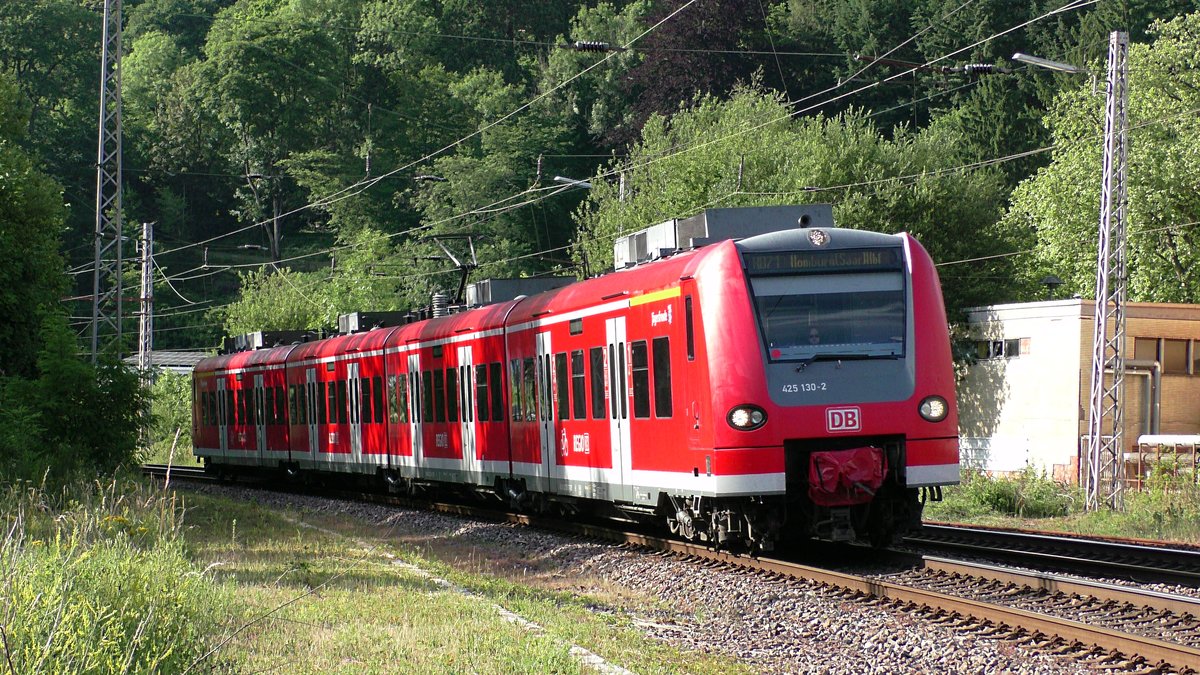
[957,299,1200,483]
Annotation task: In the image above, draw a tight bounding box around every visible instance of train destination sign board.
[744,248,902,274]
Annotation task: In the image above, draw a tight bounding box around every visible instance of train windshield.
[750,270,906,361]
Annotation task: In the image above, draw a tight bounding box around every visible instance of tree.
[574,86,1016,313]
[0,72,68,378]
[1007,12,1200,303]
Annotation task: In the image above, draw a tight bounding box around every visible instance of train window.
[571,350,586,420]
[225,390,233,426]
[410,373,421,423]
[554,353,568,421]
[261,387,271,425]
[446,369,458,423]
[288,386,297,423]
[608,345,617,419]
[398,373,410,423]
[489,362,504,422]
[433,370,446,423]
[422,371,434,423]
[475,365,489,422]
[352,377,364,424]
[318,382,328,425]
[750,268,905,361]
[685,295,695,361]
[618,344,627,419]
[276,387,287,425]
[336,380,348,424]
[538,355,550,421]
[653,337,673,418]
[508,360,522,421]
[590,347,605,419]
[569,318,583,335]
[523,357,536,422]
[387,375,398,423]
[372,376,384,423]
[297,384,307,425]
[461,366,471,423]
[631,341,650,419]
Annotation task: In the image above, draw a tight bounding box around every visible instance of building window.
[1164,339,1189,374]
[1134,337,1158,362]
[974,338,1023,359]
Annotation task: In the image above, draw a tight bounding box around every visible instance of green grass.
[178,493,748,674]
[0,477,233,673]
[926,466,1200,544]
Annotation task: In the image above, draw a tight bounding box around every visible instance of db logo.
[826,407,861,433]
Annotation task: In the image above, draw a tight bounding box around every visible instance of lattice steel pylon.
[90,0,124,362]
[1085,31,1130,511]
[137,221,153,376]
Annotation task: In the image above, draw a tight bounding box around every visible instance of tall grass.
[0,477,231,673]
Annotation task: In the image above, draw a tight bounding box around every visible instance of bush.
[144,370,198,466]
[0,478,232,673]
[0,316,147,483]
[929,467,1080,519]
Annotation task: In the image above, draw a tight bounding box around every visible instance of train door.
[535,331,556,493]
[305,368,318,455]
[253,374,267,462]
[606,317,630,499]
[457,345,478,479]
[217,378,229,457]
[347,361,363,464]
[407,354,423,464]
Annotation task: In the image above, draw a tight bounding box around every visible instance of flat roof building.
[958,299,1200,483]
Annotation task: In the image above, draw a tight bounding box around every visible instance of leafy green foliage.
[1006,12,1200,303]
[146,370,196,465]
[929,468,1080,519]
[0,318,147,483]
[576,85,1018,312]
[2,478,232,673]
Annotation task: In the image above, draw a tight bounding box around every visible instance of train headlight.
[727,405,767,431]
[918,396,948,422]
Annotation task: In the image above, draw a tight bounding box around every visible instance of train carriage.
[194,206,959,548]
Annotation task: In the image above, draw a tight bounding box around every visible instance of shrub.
[0,478,231,673]
[929,467,1080,519]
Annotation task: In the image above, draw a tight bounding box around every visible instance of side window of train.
[360,377,372,424]
[571,350,586,420]
[460,366,471,423]
[325,381,336,425]
[317,381,328,425]
[652,337,673,418]
[422,371,434,423]
[685,295,695,361]
[631,340,651,419]
[276,387,286,425]
[446,368,458,423]
[554,353,568,420]
[540,355,551,421]
[589,347,605,419]
[475,365,489,422]
[288,385,297,423]
[508,359,522,421]
[522,357,536,422]
[336,380,348,424]
[433,369,447,423]
[296,384,306,425]
[410,372,421,423]
[372,376,384,424]
[489,362,504,422]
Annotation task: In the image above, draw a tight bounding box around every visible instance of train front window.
[750,271,905,361]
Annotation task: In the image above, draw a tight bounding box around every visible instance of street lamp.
[553,175,592,189]
[1011,52,1084,74]
[1016,33,1130,510]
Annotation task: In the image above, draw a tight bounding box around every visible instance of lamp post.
[1016,31,1130,510]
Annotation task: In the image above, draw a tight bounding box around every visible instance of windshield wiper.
[793,351,898,372]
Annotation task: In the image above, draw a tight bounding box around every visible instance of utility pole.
[1085,31,1130,511]
[137,221,154,378]
[90,0,124,362]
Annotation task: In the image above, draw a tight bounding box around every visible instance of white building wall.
[958,300,1087,479]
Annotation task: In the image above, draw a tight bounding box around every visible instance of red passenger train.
[193,207,959,548]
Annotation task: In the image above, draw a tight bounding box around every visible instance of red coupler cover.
[808,446,887,507]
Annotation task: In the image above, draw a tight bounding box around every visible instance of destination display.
[745,248,903,274]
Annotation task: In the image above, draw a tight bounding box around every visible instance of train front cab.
[700,228,959,547]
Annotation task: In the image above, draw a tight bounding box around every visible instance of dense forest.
[4,0,1200,363]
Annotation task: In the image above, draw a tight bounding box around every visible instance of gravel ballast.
[180,482,1105,674]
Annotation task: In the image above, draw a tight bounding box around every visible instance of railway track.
[144,467,1200,672]
[908,523,1200,586]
